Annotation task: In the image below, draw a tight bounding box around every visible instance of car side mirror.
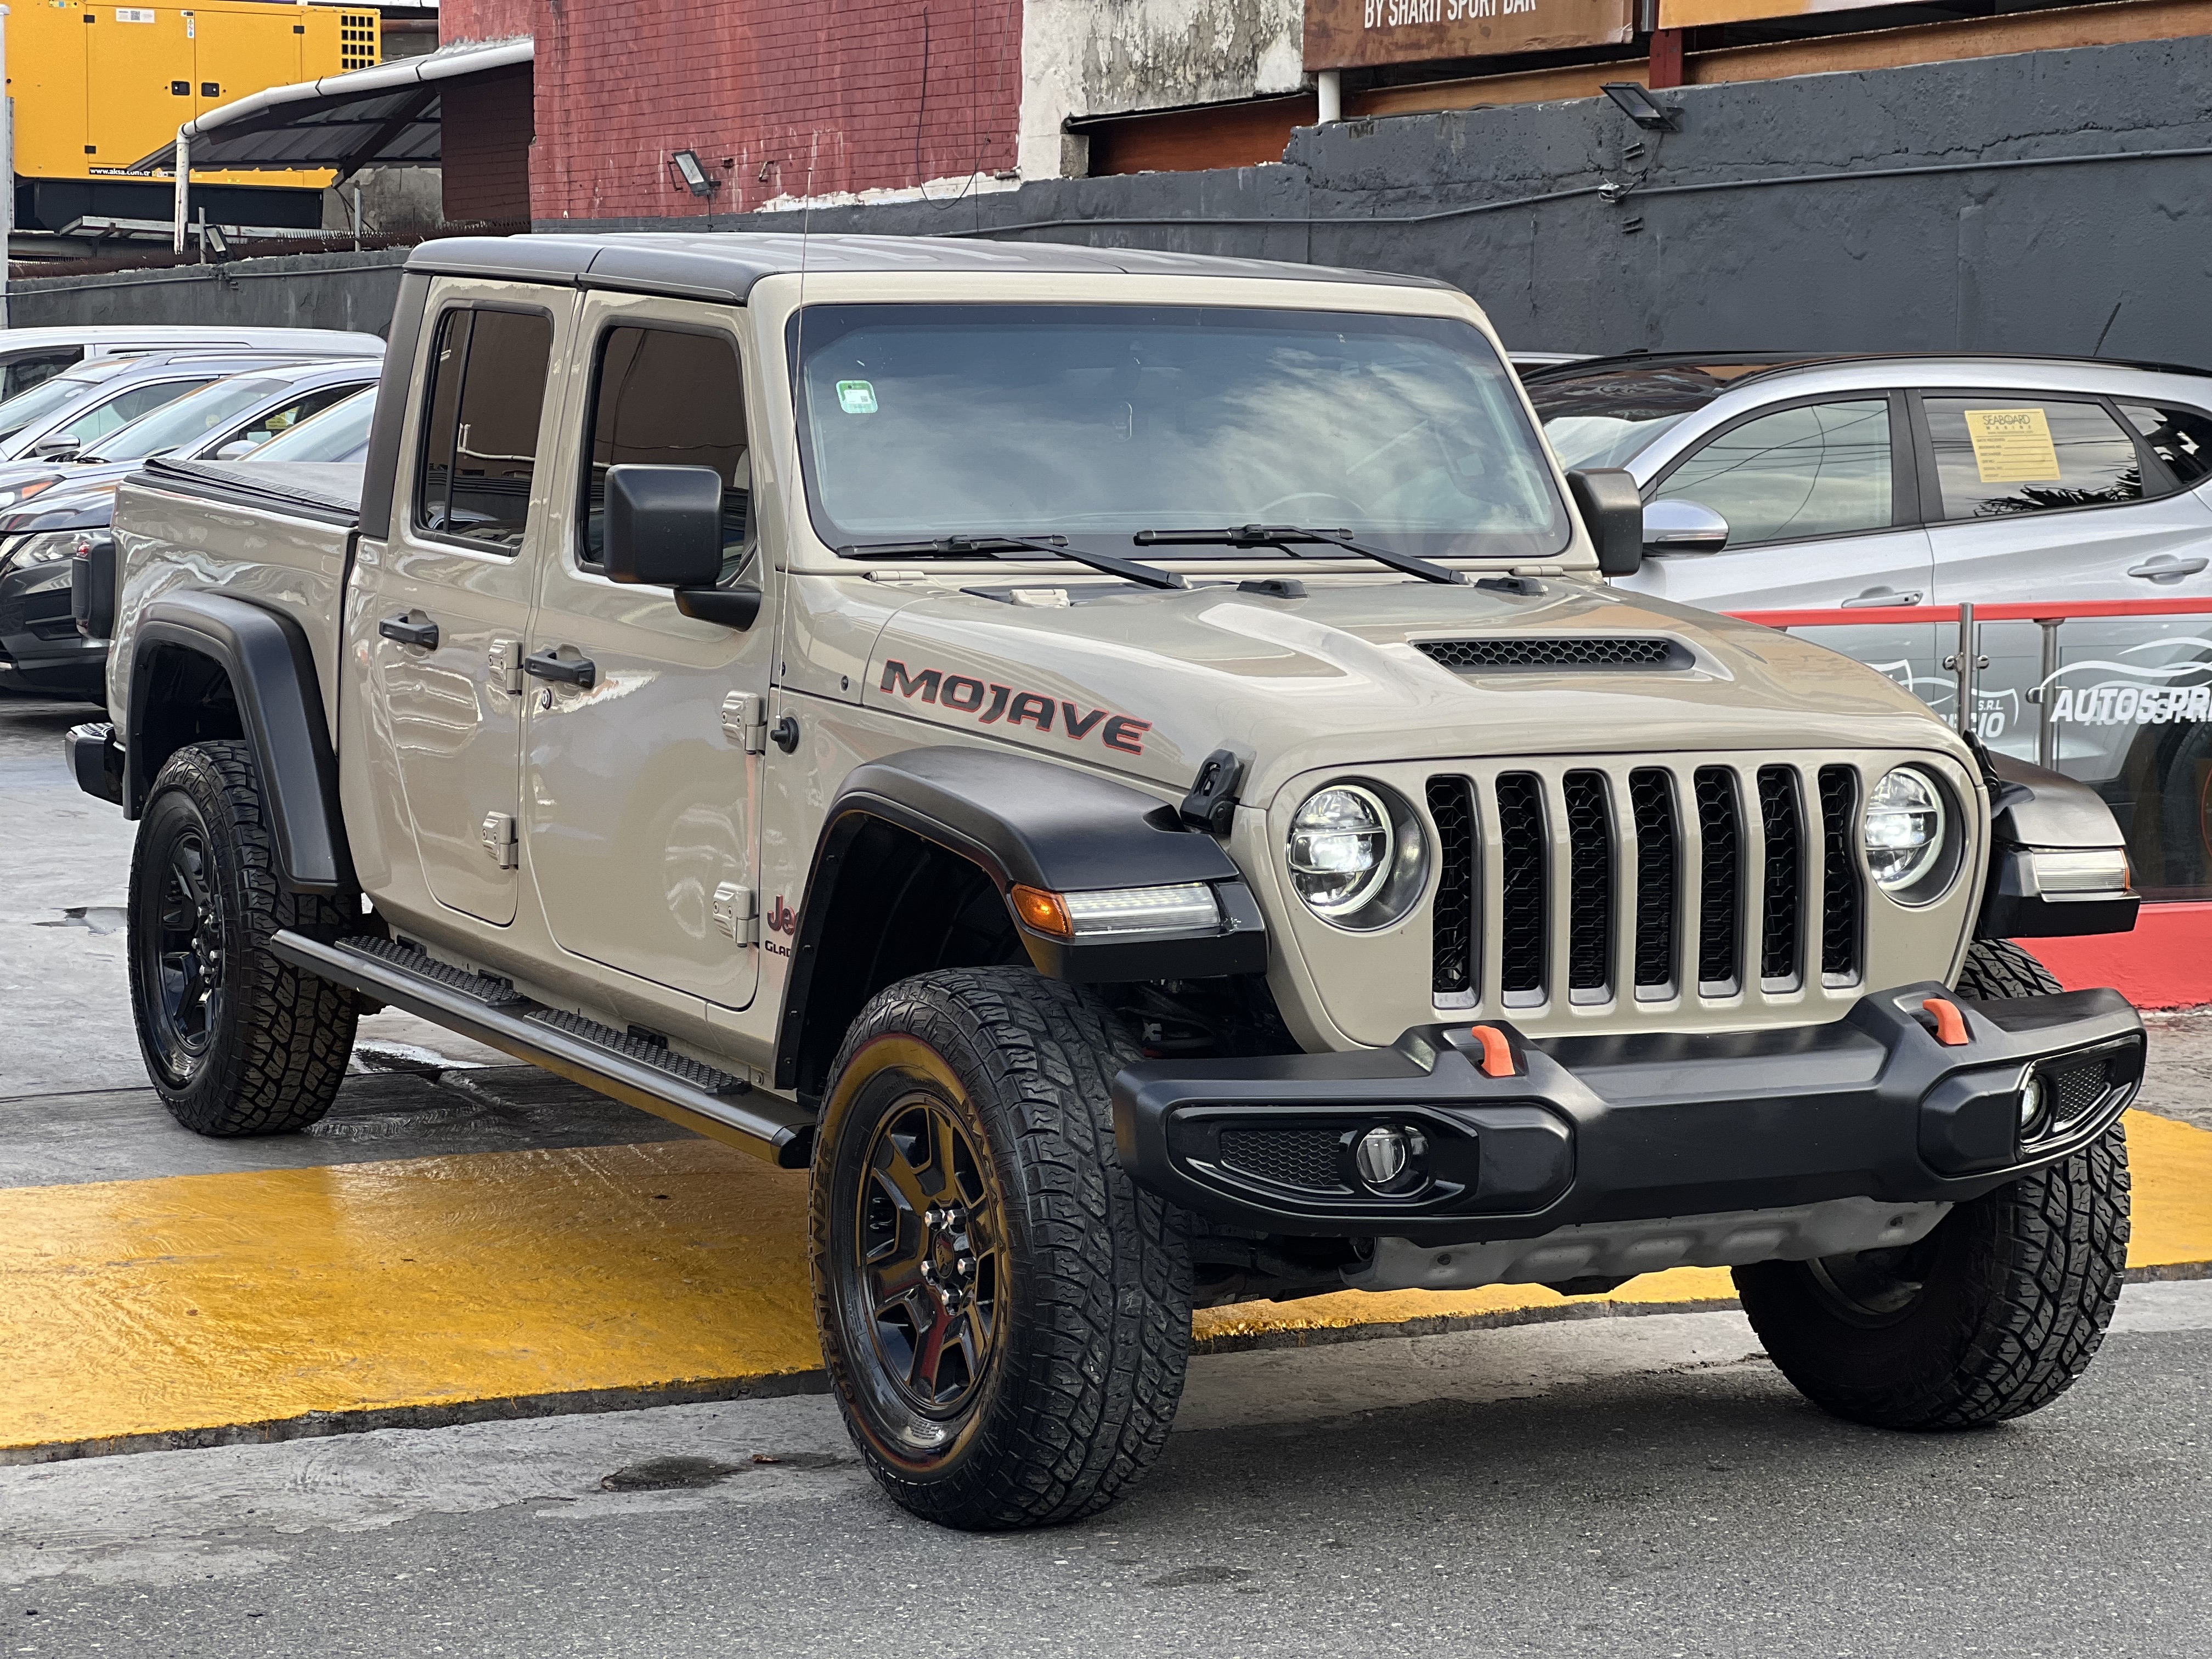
[1566,467,1644,578]
[213,438,259,461]
[29,437,81,460]
[604,464,727,588]
[1643,497,1730,557]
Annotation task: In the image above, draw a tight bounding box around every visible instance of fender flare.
[1977,749,2138,939]
[127,590,352,895]
[774,746,1268,1093]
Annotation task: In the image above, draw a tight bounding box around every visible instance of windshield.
[1526,362,1775,470]
[80,376,295,462]
[792,304,1568,561]
[0,374,106,443]
[246,386,377,462]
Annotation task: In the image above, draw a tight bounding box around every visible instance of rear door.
[352,283,568,927]
[1623,393,1940,698]
[522,294,773,1011]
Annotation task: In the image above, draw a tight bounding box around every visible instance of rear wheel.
[810,968,1192,1530]
[127,741,358,1136]
[1734,939,2129,1429]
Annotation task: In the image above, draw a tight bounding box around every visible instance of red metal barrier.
[1725,594,2212,1008]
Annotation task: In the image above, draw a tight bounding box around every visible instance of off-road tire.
[810,967,1192,1530]
[1734,938,2129,1430]
[1954,936,2064,999]
[127,740,358,1136]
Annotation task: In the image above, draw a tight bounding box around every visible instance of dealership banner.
[1656,0,1891,27]
[1305,0,1637,71]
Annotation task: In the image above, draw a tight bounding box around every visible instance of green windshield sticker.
[836,380,878,415]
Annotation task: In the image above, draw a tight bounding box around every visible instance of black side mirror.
[604,464,727,588]
[1566,467,1644,578]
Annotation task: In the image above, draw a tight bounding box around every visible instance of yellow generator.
[8,1,380,236]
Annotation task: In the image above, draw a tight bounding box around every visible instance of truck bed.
[138,456,366,527]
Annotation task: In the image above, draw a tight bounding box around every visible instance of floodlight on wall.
[201,220,232,261]
[1601,83,1679,131]
[670,149,721,198]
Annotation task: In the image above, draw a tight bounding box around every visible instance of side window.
[3,349,81,400]
[580,325,751,580]
[1923,397,2141,519]
[2120,403,2212,489]
[1652,399,1892,547]
[226,385,362,453]
[58,378,216,447]
[415,307,555,551]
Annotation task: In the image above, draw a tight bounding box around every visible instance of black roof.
[1519,348,2212,386]
[407,233,1452,303]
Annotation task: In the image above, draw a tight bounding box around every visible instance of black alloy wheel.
[852,1090,1005,1424]
[138,804,226,1082]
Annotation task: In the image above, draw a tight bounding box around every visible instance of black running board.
[270,931,815,1169]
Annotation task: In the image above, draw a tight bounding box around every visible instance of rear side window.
[580,325,750,577]
[2120,402,2212,488]
[225,385,364,454]
[1923,397,2141,520]
[2,349,81,400]
[415,307,555,551]
[1652,399,1893,546]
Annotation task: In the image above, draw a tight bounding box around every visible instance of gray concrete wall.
[11,36,2209,363]
[5,248,413,338]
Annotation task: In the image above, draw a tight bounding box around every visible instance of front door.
[356,286,567,926]
[1625,392,1941,705]
[523,296,774,1010]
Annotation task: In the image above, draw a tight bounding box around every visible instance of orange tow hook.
[1469,1024,1517,1077]
[1921,997,1971,1047]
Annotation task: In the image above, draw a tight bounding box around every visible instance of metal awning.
[125,37,533,176]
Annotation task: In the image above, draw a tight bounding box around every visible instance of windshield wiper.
[839,533,1187,591]
[1134,524,1468,586]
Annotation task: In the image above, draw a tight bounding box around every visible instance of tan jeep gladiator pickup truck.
[70,234,2146,1530]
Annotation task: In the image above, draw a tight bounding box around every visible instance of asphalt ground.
[6,690,2212,1651]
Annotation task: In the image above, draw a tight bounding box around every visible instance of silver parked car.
[1525,352,2212,893]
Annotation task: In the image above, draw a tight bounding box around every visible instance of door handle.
[1841,589,1923,608]
[2128,556,2209,580]
[523,650,597,690]
[378,613,439,648]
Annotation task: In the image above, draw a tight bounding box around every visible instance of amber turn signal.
[1010,885,1073,938]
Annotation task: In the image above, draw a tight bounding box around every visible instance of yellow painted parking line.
[2,1110,2208,1459]
[0,1140,817,1458]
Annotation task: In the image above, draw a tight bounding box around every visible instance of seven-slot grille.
[1427,760,1865,1007]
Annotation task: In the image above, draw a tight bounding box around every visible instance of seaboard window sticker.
[836,380,878,415]
[1962,407,2062,484]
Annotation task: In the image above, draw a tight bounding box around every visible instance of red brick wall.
[443,1,1023,223]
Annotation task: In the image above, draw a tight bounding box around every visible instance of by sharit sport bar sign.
[1304,0,1636,70]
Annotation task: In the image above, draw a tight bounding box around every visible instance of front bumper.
[1111,983,2143,1247]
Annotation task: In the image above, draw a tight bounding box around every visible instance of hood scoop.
[1414,636,1689,673]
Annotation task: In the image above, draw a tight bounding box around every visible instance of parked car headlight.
[0,530,89,577]
[1864,767,1947,895]
[1286,781,1427,928]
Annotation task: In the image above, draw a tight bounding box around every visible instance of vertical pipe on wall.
[1,5,12,329]
[1316,71,1342,126]
[172,128,191,253]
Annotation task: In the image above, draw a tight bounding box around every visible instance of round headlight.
[1288,784,1392,917]
[1864,767,1947,894]
[1285,780,1429,929]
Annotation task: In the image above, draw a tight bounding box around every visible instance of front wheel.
[810,968,1192,1530]
[1735,940,2130,1429]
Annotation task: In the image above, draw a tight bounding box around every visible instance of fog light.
[2018,1075,2047,1136]
[1352,1125,1427,1192]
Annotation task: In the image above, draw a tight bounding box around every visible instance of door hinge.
[488,638,523,695]
[720,691,768,753]
[479,811,518,869]
[712,882,759,944]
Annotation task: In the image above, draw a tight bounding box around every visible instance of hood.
[0,482,117,537]
[860,574,1969,804]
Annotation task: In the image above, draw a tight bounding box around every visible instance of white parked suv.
[1526,352,2212,894]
